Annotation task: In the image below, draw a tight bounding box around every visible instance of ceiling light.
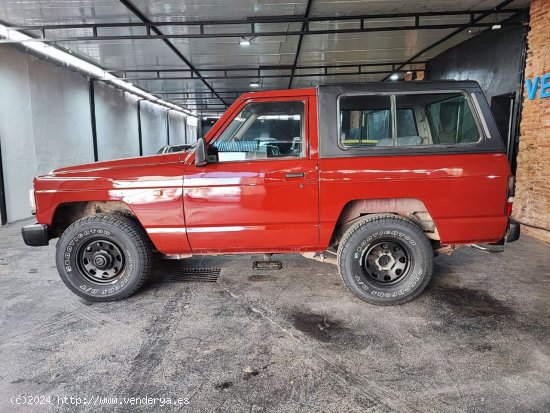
[491,24,502,30]
[390,73,399,81]
[240,38,251,46]
[250,81,260,88]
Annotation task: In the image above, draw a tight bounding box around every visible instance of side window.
[212,101,304,162]
[338,92,482,148]
[340,95,392,147]
[396,93,481,146]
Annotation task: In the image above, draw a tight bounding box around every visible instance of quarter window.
[423,94,480,144]
[213,101,304,161]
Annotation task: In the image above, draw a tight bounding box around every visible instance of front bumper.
[21,224,50,246]
[505,218,520,243]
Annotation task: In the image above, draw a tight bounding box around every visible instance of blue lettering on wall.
[526,73,550,100]
[540,74,550,99]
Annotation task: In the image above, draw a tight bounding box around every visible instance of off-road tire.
[55,214,153,301]
[337,215,433,305]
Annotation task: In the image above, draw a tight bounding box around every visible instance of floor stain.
[215,381,233,390]
[429,285,514,317]
[290,311,350,343]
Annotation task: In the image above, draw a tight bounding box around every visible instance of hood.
[34,152,188,193]
[48,152,185,175]
[47,152,185,176]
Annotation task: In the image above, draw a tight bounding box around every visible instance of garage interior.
[0,0,549,411]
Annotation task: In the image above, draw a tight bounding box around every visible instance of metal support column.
[137,99,144,156]
[166,110,171,145]
[0,134,7,225]
[89,79,99,162]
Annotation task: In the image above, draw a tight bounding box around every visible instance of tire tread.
[56,213,153,301]
[336,214,433,305]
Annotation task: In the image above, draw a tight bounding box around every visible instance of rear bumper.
[505,218,520,243]
[21,223,50,246]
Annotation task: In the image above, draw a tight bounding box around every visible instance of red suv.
[22,82,519,305]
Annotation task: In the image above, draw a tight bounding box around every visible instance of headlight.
[29,189,36,214]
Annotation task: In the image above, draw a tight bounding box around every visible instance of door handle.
[285,173,305,178]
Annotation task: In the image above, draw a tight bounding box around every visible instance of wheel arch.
[51,200,143,237]
[329,198,440,247]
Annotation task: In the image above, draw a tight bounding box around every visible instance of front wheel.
[337,215,433,305]
[55,214,153,301]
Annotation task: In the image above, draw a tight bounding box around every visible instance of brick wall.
[513,0,550,243]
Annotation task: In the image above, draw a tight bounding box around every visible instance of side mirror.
[195,138,207,167]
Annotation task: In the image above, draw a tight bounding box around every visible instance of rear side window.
[338,92,481,148]
[423,94,480,144]
[340,95,392,146]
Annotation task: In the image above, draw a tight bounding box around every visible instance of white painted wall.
[0,46,36,224]
[0,46,94,222]
[186,116,199,144]
[0,45,197,223]
[140,100,168,155]
[94,85,140,161]
[168,111,188,145]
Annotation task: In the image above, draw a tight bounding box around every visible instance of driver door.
[183,96,319,253]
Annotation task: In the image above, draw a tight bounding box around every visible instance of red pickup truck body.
[32,84,513,254]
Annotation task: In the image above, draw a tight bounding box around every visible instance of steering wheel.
[265,144,280,157]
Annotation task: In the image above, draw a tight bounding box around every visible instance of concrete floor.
[0,218,549,413]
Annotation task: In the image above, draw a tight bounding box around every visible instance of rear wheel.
[337,215,433,305]
[55,214,152,301]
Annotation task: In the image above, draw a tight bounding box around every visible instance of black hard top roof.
[317,80,482,94]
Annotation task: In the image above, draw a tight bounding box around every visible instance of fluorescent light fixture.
[250,81,260,88]
[390,73,399,81]
[491,24,502,30]
[240,38,251,46]
[0,23,196,116]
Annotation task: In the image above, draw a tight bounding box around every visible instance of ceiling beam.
[110,61,427,81]
[107,61,427,75]
[157,91,244,98]
[288,0,314,89]
[123,68,422,81]
[110,61,426,82]
[116,0,226,105]
[1,9,523,43]
[382,0,519,81]
[6,9,522,30]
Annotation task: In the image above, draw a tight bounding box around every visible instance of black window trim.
[336,90,486,152]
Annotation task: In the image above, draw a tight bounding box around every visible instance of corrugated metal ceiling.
[0,0,530,113]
